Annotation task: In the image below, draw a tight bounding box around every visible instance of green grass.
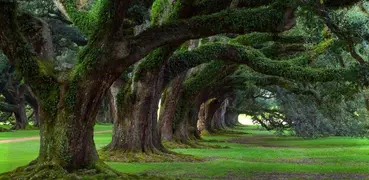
[0,130,40,140]
[2,125,369,179]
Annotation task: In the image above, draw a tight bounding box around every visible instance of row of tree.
[0,0,368,179]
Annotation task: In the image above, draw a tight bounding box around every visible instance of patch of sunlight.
[238,114,255,125]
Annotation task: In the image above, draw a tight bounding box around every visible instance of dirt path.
[0,130,112,144]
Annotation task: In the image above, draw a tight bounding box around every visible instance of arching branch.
[168,43,362,83]
[128,5,296,64]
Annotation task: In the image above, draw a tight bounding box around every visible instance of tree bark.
[3,80,28,130]
[109,67,167,153]
[204,99,222,133]
[108,79,123,125]
[12,91,27,130]
[159,73,186,141]
[225,110,239,127]
[225,98,239,127]
[197,103,206,134]
[172,96,201,143]
[212,98,229,131]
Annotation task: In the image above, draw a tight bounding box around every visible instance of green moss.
[169,42,363,84]
[151,0,191,25]
[172,61,228,133]
[312,38,334,55]
[63,81,76,113]
[29,75,59,117]
[189,6,284,34]
[230,33,274,46]
[98,147,203,163]
[70,45,106,79]
[192,0,232,16]
[183,61,224,97]
[172,95,186,130]
[62,0,110,37]
[0,162,171,180]
[150,0,171,25]
[134,48,166,81]
[116,78,134,117]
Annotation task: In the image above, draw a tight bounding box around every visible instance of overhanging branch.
[128,5,296,64]
[168,43,362,83]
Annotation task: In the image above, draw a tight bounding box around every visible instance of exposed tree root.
[98,147,203,163]
[0,160,169,180]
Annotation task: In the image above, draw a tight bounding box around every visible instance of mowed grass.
[2,125,369,179]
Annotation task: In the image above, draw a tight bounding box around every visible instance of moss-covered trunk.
[224,98,239,127]
[3,83,28,130]
[173,113,194,143]
[212,98,229,130]
[13,97,27,130]
[225,110,239,127]
[110,67,167,153]
[36,78,113,170]
[172,96,200,143]
[38,107,98,170]
[159,73,186,141]
[204,99,222,133]
[190,92,211,139]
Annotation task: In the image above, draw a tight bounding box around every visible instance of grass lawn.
[1,124,369,179]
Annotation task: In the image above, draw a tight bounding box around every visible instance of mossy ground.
[3,124,369,179]
[99,147,203,163]
[0,162,170,180]
[163,139,228,149]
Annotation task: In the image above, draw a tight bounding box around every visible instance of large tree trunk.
[173,115,192,143]
[197,103,206,134]
[38,107,98,170]
[159,73,186,141]
[212,98,229,131]
[225,98,239,127]
[12,94,27,130]
[190,91,210,139]
[225,110,239,127]
[109,67,167,153]
[204,99,222,133]
[108,80,122,125]
[172,96,200,143]
[35,78,114,171]
[3,80,28,130]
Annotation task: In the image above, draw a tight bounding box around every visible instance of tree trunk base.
[10,123,26,130]
[98,147,202,163]
[0,160,168,180]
